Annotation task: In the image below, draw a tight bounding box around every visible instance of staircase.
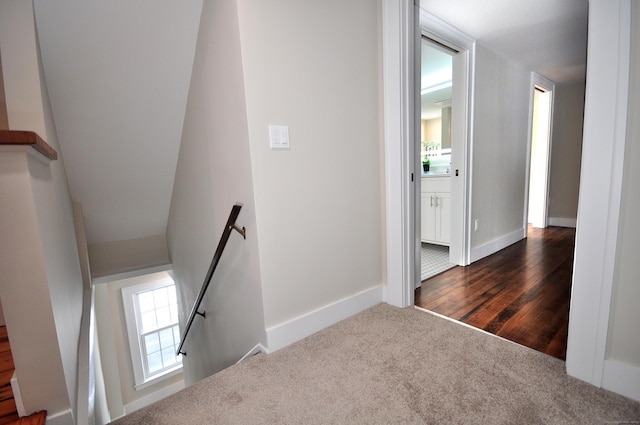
[0,327,46,425]
[0,326,17,425]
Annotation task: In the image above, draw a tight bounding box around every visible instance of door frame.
[382,0,474,307]
[523,73,555,232]
[418,10,475,271]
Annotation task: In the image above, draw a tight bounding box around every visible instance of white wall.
[0,0,46,137]
[606,0,640,377]
[88,235,170,279]
[470,44,531,258]
[0,0,83,421]
[566,0,636,401]
[166,0,266,386]
[237,0,384,329]
[32,38,84,421]
[0,152,72,419]
[33,0,203,246]
[548,80,585,223]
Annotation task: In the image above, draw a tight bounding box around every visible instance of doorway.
[418,37,457,282]
[413,13,474,297]
[526,74,555,229]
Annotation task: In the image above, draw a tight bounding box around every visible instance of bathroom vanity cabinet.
[421,175,451,245]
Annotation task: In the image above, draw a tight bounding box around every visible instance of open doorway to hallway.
[414,23,577,362]
[527,74,555,229]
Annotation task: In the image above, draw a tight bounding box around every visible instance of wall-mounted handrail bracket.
[232,224,246,239]
[176,203,246,356]
[196,310,206,319]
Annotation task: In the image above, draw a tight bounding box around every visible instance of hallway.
[415,226,575,360]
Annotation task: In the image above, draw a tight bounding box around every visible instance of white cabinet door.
[421,192,436,242]
[436,192,451,244]
[421,177,451,246]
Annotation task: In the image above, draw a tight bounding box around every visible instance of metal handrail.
[176,203,246,356]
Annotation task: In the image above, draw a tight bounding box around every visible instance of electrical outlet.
[474,219,479,232]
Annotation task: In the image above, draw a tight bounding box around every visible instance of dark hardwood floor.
[415,225,575,360]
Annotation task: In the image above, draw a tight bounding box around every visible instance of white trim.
[602,359,640,402]
[265,285,383,353]
[382,0,416,308]
[383,4,477,308]
[76,289,94,424]
[469,228,523,264]
[548,217,577,228]
[419,12,476,269]
[45,409,74,425]
[237,343,268,362]
[566,0,630,387]
[10,372,25,417]
[121,277,182,389]
[123,379,185,415]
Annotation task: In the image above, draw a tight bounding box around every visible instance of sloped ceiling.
[30,0,586,246]
[33,0,203,244]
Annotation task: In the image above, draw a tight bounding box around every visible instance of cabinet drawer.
[421,176,451,193]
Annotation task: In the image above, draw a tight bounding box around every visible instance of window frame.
[121,276,182,390]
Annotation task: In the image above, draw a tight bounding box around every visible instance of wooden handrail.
[176,204,246,356]
[0,130,57,160]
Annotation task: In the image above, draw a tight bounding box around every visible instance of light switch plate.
[269,125,290,149]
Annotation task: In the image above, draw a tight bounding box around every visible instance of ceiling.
[421,0,589,83]
[30,1,588,246]
[33,0,203,244]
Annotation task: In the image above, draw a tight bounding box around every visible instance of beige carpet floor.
[112,303,640,424]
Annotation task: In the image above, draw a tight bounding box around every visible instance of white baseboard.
[237,343,267,363]
[10,371,25,417]
[266,285,383,353]
[123,379,185,415]
[602,359,640,402]
[548,217,577,228]
[469,229,524,264]
[46,409,73,425]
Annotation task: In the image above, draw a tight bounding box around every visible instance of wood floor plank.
[416,226,575,360]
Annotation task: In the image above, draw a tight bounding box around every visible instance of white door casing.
[382,1,474,308]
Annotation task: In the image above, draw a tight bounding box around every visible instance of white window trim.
[121,277,183,390]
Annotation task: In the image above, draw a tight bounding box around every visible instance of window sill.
[134,365,183,391]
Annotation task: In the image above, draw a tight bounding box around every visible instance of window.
[122,275,182,389]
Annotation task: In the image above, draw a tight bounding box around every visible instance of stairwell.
[0,327,46,425]
[0,326,17,424]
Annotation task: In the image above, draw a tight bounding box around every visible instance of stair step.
[0,398,17,422]
[0,328,16,422]
[0,413,19,425]
[0,410,46,425]
[0,352,14,376]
